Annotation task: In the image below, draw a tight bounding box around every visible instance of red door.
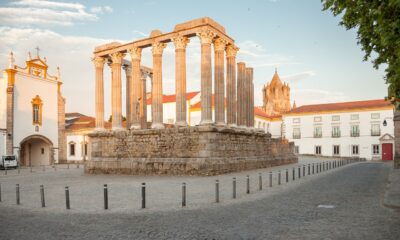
[382,143,393,161]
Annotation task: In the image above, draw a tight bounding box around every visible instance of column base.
[215,121,226,127]
[112,127,125,132]
[227,123,237,128]
[130,123,141,130]
[200,119,214,125]
[94,127,106,132]
[151,122,165,129]
[175,121,188,127]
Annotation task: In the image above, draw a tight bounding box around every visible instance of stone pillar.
[123,64,132,129]
[140,71,147,129]
[245,67,254,127]
[172,36,190,126]
[214,38,227,126]
[197,29,216,125]
[93,57,105,130]
[237,62,246,127]
[226,44,239,127]
[151,42,166,129]
[249,68,254,128]
[110,52,125,130]
[128,47,142,130]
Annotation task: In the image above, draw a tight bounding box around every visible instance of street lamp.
[383,119,387,126]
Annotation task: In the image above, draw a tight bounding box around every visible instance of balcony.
[313,132,322,138]
[331,131,341,138]
[350,131,360,137]
[293,133,301,139]
[371,129,381,136]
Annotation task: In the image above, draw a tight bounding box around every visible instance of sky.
[0,0,388,117]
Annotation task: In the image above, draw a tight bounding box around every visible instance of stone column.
[249,68,254,128]
[226,44,239,127]
[140,71,147,129]
[237,62,246,127]
[245,67,254,127]
[197,29,216,125]
[93,57,105,130]
[123,64,132,129]
[110,52,125,130]
[151,42,166,129]
[172,36,190,126]
[214,38,227,126]
[128,47,142,130]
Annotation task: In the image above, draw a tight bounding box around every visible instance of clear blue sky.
[0,0,388,116]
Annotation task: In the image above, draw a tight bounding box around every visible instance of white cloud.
[281,71,316,81]
[0,0,112,26]
[291,89,351,106]
[90,6,113,14]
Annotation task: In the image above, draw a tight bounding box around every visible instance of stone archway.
[19,135,54,166]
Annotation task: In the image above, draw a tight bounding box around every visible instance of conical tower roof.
[270,68,282,87]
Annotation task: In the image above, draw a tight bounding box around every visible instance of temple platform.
[85,126,298,176]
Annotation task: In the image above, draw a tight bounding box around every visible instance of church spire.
[292,101,297,109]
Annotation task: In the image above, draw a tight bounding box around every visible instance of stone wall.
[86,126,297,176]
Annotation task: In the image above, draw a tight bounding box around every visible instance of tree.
[322,0,400,103]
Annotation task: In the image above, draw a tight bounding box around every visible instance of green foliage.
[107,115,126,122]
[322,0,400,103]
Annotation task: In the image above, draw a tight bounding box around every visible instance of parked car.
[1,155,18,169]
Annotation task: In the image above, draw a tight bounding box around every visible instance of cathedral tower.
[262,69,291,115]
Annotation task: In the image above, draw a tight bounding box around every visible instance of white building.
[283,99,394,160]
[0,52,65,165]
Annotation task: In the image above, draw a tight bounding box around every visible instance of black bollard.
[233,177,237,199]
[215,180,220,203]
[312,163,315,174]
[65,186,70,210]
[286,169,288,183]
[298,166,301,179]
[316,163,319,173]
[308,164,310,175]
[16,184,20,205]
[269,172,273,187]
[292,168,295,181]
[182,183,186,207]
[40,185,45,208]
[104,184,108,210]
[258,173,262,191]
[141,183,146,208]
[246,175,250,194]
[278,171,281,185]
[303,165,305,177]
[0,183,2,202]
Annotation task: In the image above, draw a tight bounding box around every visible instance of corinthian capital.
[196,29,216,45]
[110,52,125,65]
[226,44,239,58]
[172,36,190,50]
[128,47,142,61]
[213,38,228,52]
[92,56,106,68]
[152,42,167,55]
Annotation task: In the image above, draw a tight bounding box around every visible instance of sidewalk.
[384,166,400,208]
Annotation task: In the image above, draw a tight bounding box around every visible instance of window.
[332,126,341,137]
[332,115,340,121]
[371,123,380,136]
[315,146,322,155]
[352,145,359,155]
[85,143,88,156]
[41,148,44,154]
[350,114,359,120]
[372,144,380,155]
[294,146,299,154]
[293,118,300,124]
[350,125,360,137]
[31,95,43,125]
[82,142,88,156]
[69,142,75,156]
[293,128,301,139]
[333,145,340,156]
[314,116,322,122]
[314,126,322,138]
[371,113,380,119]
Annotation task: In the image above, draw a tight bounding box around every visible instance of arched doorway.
[19,135,54,166]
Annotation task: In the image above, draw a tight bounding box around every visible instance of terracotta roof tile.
[147,91,199,105]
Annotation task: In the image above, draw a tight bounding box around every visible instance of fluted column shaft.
[214,38,226,125]
[128,47,142,130]
[140,73,147,129]
[237,62,246,127]
[151,42,166,129]
[245,67,253,127]
[249,68,254,127]
[93,57,105,130]
[173,36,190,126]
[110,52,125,130]
[226,45,238,126]
[123,65,132,129]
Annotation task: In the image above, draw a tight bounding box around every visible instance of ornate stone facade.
[262,70,291,116]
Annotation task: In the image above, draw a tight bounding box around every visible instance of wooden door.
[382,143,393,161]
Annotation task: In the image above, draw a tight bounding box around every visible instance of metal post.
[141,183,146,208]
[292,168,295,181]
[312,163,315,174]
[278,171,281,185]
[303,165,305,177]
[182,183,186,207]
[65,186,70,209]
[316,163,319,173]
[233,177,236,199]
[298,166,301,178]
[16,184,20,205]
[104,184,108,210]
[286,169,288,183]
[258,173,262,191]
[40,185,45,208]
[215,180,219,203]
[269,172,273,187]
[308,164,310,175]
[246,175,250,194]
[77,164,79,169]
[0,183,2,202]
[67,163,70,169]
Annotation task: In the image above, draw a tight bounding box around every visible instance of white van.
[1,155,18,169]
